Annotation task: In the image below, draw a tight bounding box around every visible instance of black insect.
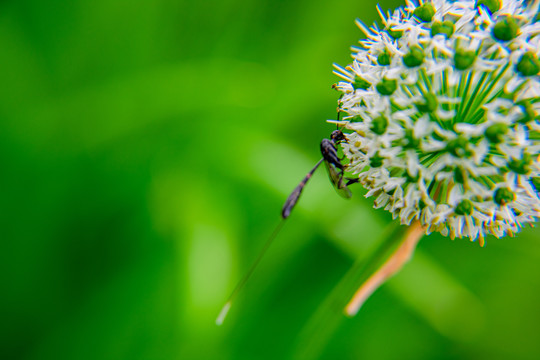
[281,129,356,219]
[216,128,358,325]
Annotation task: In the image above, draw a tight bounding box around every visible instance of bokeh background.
[2,0,540,359]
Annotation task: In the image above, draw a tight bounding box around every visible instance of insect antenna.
[331,83,345,128]
[335,91,344,126]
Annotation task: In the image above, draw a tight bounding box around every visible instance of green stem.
[455,70,474,123]
[293,221,425,360]
[465,63,511,124]
[460,71,489,122]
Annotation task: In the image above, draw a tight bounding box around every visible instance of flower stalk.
[345,220,425,316]
[295,221,424,359]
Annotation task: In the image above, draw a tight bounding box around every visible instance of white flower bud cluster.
[333,0,540,244]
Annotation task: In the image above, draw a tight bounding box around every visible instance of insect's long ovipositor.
[216,220,285,325]
[216,130,355,325]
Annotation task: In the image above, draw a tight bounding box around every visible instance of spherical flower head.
[332,0,540,244]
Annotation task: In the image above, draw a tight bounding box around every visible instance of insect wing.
[324,160,352,198]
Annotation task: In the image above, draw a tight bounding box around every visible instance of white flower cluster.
[333,0,540,244]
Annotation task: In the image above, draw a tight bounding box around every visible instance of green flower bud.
[414,3,436,22]
[533,177,540,192]
[455,199,474,215]
[485,122,508,143]
[376,77,398,95]
[415,92,438,113]
[517,100,537,124]
[353,76,372,90]
[500,91,516,101]
[476,0,501,14]
[446,136,472,158]
[377,49,392,66]
[454,167,466,184]
[516,51,540,77]
[371,115,389,135]
[492,16,520,41]
[403,45,425,68]
[405,169,420,183]
[401,129,420,149]
[494,187,515,205]
[508,153,532,174]
[388,27,403,39]
[454,48,476,70]
[370,153,384,168]
[431,20,455,37]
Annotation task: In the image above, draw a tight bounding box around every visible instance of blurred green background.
[1,0,540,359]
